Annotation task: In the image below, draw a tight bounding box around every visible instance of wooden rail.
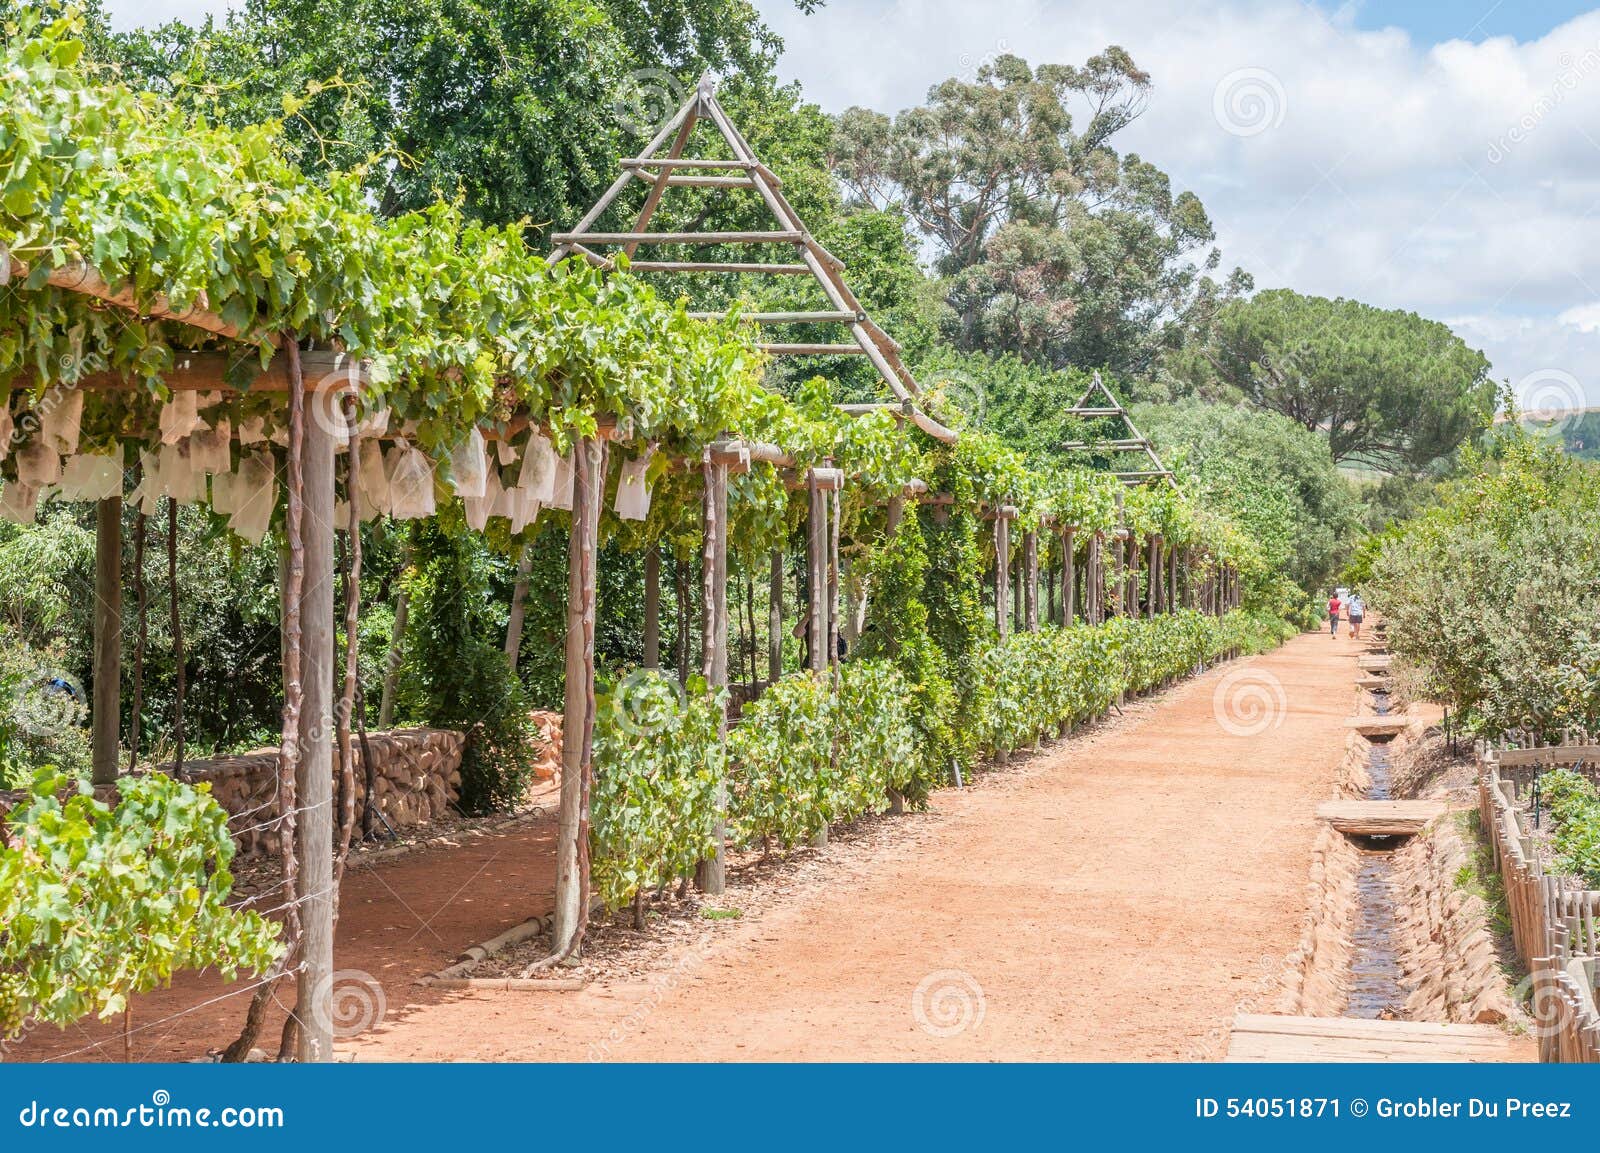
[1478,744,1600,1061]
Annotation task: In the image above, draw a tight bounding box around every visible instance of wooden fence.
[1478,743,1600,1061]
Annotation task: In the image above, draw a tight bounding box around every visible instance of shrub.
[0,770,282,1041]
[589,672,726,911]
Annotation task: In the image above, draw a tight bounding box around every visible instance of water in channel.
[1345,688,1406,1019]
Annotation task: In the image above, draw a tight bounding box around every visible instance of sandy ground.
[13,630,1360,1063]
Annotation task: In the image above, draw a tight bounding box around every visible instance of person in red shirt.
[1327,592,1342,639]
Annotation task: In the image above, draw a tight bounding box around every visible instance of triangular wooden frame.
[1062,371,1176,487]
[549,77,957,444]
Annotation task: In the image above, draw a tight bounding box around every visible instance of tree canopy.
[1167,288,1494,474]
[831,51,1250,376]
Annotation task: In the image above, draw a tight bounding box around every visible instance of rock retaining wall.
[169,727,465,857]
[1390,816,1520,1024]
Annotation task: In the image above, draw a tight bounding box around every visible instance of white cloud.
[755,0,1600,407]
[1558,301,1600,331]
[99,0,1600,408]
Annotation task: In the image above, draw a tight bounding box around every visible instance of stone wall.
[168,727,465,857]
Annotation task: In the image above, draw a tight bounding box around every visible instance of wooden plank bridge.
[1316,800,1445,837]
[1225,1014,1531,1062]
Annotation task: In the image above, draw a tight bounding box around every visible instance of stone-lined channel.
[1345,687,1405,1019]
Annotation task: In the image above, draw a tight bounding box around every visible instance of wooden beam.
[688,310,859,323]
[621,261,812,274]
[695,452,729,893]
[757,342,865,355]
[68,349,365,393]
[553,437,606,955]
[620,157,765,173]
[553,230,802,245]
[7,252,275,346]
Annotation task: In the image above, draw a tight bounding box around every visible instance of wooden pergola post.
[994,512,1011,641]
[1023,529,1038,632]
[91,495,122,786]
[767,546,783,683]
[695,449,731,893]
[504,550,532,670]
[643,546,660,669]
[1149,534,1162,614]
[1062,528,1077,627]
[294,391,338,1062]
[553,437,607,955]
[805,469,840,673]
[1168,542,1179,614]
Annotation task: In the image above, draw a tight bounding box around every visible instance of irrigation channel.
[1228,624,1532,1061]
[1346,687,1404,1019]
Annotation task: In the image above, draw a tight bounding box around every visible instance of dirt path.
[11,792,562,1062]
[351,630,1357,1061]
[14,631,1358,1063]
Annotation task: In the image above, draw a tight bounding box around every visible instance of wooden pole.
[1023,530,1039,632]
[504,550,533,670]
[696,454,730,893]
[553,438,605,955]
[828,486,841,668]
[127,498,146,772]
[1063,529,1076,627]
[91,495,121,786]
[293,398,337,1063]
[994,516,1010,641]
[643,546,660,669]
[168,498,185,769]
[378,542,410,729]
[807,474,827,673]
[768,547,783,683]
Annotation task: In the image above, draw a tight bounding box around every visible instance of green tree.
[832,51,1248,375]
[1137,400,1361,603]
[1170,288,1494,473]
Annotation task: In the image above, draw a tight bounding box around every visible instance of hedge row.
[588,610,1286,909]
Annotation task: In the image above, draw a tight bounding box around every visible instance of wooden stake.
[696,453,729,893]
[1023,530,1038,632]
[293,383,337,1063]
[768,547,783,683]
[552,438,606,955]
[505,550,533,670]
[994,516,1010,641]
[91,496,121,786]
[643,546,660,669]
[167,498,185,769]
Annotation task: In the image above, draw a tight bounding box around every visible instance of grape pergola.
[2,20,1249,1061]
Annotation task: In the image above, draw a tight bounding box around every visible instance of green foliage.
[1168,288,1494,473]
[1540,769,1600,888]
[396,524,536,814]
[0,769,282,1038]
[1368,432,1600,739]
[1137,399,1360,603]
[590,672,726,910]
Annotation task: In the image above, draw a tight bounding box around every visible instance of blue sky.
[103,0,1600,410]
[1342,0,1599,44]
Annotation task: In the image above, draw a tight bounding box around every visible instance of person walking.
[1327,591,1342,639]
[1347,592,1365,640]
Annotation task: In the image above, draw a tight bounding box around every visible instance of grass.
[700,907,742,921]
